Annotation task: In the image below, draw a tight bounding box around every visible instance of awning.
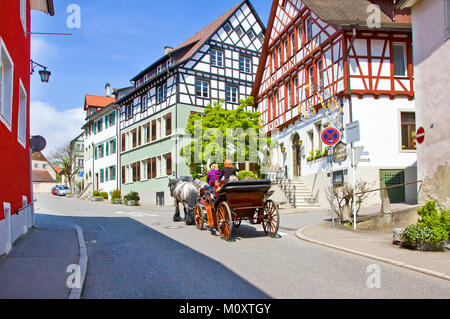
[29,0,55,16]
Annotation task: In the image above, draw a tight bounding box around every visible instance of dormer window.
[157,65,164,75]
[166,59,173,69]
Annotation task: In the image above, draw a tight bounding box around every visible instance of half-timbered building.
[253,0,418,208]
[117,0,265,205]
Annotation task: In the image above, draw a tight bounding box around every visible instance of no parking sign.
[321,127,341,147]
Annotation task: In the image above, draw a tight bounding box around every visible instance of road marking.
[115,211,159,218]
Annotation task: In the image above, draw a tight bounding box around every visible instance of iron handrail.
[355,180,423,196]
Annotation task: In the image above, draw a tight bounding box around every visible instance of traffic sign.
[416,127,425,144]
[321,127,341,147]
[345,121,360,144]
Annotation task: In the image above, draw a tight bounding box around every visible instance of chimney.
[164,46,174,55]
[105,82,111,97]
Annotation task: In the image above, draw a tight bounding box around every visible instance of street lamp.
[31,60,51,83]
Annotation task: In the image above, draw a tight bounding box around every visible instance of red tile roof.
[84,95,115,111]
[32,170,57,183]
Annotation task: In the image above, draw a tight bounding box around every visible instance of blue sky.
[30,1,272,154]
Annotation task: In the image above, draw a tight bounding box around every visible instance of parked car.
[55,185,70,196]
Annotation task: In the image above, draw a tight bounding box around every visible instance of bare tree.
[48,142,79,193]
[326,180,373,224]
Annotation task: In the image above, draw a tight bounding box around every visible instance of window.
[78,159,84,169]
[17,80,27,147]
[0,41,13,129]
[306,18,312,42]
[156,83,167,104]
[166,59,173,69]
[109,111,116,126]
[20,0,27,32]
[145,122,151,143]
[271,52,276,72]
[211,49,224,67]
[236,26,243,37]
[239,56,251,74]
[226,86,238,104]
[393,43,407,77]
[277,46,282,66]
[286,82,292,108]
[290,33,296,56]
[284,40,289,60]
[122,133,126,152]
[401,112,416,150]
[223,22,232,34]
[196,79,209,98]
[141,95,148,112]
[317,59,324,90]
[297,25,303,49]
[157,65,164,75]
[308,65,315,94]
[247,30,255,40]
[258,32,265,44]
[122,166,126,184]
[294,78,298,105]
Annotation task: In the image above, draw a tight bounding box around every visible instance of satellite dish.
[30,135,47,152]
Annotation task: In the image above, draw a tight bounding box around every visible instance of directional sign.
[321,127,341,147]
[345,121,360,144]
[416,127,425,144]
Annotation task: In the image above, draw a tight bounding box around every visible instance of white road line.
[115,211,159,218]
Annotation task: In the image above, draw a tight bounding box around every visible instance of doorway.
[292,133,301,178]
[95,174,99,191]
[380,169,405,203]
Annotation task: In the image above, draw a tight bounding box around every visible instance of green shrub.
[402,223,448,250]
[237,170,256,181]
[111,190,121,200]
[123,191,140,203]
[93,190,100,197]
[307,150,314,162]
[99,192,109,200]
[314,149,322,160]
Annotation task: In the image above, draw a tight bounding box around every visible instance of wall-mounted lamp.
[280,146,286,153]
[31,60,51,83]
[298,140,303,147]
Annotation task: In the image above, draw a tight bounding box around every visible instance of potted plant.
[124,191,140,206]
[314,149,322,160]
[111,190,122,204]
[91,190,104,202]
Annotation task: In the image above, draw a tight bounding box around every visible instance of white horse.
[169,178,202,225]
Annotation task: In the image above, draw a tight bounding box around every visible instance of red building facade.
[0,0,54,255]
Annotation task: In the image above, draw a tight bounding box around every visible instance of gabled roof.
[251,0,411,99]
[32,151,49,162]
[84,95,115,111]
[173,0,246,66]
[32,170,57,183]
[129,0,249,83]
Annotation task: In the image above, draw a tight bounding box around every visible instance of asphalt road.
[35,194,450,299]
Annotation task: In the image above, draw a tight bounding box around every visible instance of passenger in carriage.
[206,163,222,186]
[221,159,237,181]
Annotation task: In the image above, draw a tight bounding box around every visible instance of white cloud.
[31,37,58,59]
[30,101,84,156]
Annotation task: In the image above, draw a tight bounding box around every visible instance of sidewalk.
[0,214,82,299]
[297,223,450,281]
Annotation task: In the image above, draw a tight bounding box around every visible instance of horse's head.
[168,179,181,196]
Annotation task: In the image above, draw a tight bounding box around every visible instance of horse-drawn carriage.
[194,179,280,241]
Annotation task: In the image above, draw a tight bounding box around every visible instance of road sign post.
[345,121,362,230]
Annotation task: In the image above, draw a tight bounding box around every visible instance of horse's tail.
[186,185,199,209]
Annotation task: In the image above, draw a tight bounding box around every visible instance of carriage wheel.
[194,204,204,230]
[262,200,280,238]
[216,202,233,241]
[233,218,242,228]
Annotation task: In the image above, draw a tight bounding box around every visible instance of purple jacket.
[206,169,222,186]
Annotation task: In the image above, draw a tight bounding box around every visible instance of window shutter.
[137,162,141,181]
[122,166,126,184]
[122,134,126,152]
[152,120,157,141]
[166,153,172,176]
[112,139,116,153]
[94,146,98,160]
[151,157,157,178]
[146,123,151,143]
[166,113,172,136]
[138,127,142,146]
[105,115,109,129]
[105,168,109,182]
[132,129,137,148]
[106,142,109,156]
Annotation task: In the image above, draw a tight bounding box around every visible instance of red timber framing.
[252,0,414,134]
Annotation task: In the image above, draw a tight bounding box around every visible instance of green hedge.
[237,170,256,181]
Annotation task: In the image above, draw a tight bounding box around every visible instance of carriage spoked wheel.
[262,200,280,238]
[216,202,233,241]
[194,204,204,230]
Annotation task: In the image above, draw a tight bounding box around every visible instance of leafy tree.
[48,142,79,193]
[181,97,271,178]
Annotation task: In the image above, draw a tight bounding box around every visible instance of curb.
[68,225,88,299]
[296,225,450,282]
